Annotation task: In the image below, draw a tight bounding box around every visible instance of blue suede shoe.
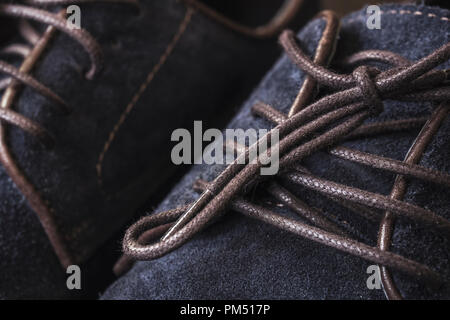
[105,3,450,300]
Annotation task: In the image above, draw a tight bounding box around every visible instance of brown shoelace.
[122,11,450,299]
[183,0,304,38]
[0,0,138,267]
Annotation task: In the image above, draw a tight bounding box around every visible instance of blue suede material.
[0,0,318,298]
[102,4,450,300]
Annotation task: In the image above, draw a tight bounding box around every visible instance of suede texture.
[0,0,317,299]
[102,4,450,300]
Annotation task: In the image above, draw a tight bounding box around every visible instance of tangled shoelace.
[0,0,138,267]
[122,11,450,299]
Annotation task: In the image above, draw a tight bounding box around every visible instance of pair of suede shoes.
[0,0,316,299]
[1,0,449,300]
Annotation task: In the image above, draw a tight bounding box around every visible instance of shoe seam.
[96,5,195,192]
[346,8,450,24]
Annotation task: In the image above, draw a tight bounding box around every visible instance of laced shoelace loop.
[352,66,384,116]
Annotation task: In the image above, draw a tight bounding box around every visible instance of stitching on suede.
[345,9,450,24]
[96,7,195,191]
